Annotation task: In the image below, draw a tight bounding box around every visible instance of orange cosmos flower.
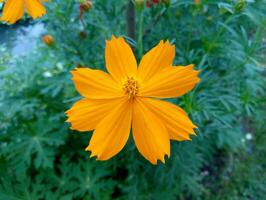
[0,0,48,24]
[66,36,200,164]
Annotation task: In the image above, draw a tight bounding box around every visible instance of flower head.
[0,0,47,24]
[42,34,54,46]
[66,36,200,164]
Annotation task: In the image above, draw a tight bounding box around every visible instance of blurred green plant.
[0,0,265,199]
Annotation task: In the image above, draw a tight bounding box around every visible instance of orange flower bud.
[80,0,93,12]
[42,35,54,46]
[79,31,87,39]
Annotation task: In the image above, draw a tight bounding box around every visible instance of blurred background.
[0,0,265,199]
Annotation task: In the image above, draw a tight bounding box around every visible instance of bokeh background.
[0,0,266,199]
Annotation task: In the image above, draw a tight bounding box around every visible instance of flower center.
[123,77,139,97]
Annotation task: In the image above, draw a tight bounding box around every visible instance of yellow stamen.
[123,77,139,97]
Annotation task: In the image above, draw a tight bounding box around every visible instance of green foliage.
[0,0,265,199]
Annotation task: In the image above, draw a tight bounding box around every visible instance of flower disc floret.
[123,77,139,97]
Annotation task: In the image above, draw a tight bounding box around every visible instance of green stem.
[126,0,136,39]
[206,14,238,54]
[236,25,264,69]
[137,11,144,58]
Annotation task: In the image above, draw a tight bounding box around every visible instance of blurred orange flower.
[0,0,48,24]
[66,36,200,164]
[42,34,54,46]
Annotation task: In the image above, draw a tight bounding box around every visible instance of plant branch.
[126,0,136,40]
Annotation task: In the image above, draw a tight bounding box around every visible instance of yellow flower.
[66,36,200,164]
[0,0,48,24]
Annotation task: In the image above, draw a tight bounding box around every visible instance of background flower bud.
[79,31,87,39]
[80,0,93,12]
[42,35,54,46]
[235,0,245,12]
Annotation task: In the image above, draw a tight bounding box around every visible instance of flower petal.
[65,98,126,132]
[25,0,46,19]
[86,98,132,160]
[105,36,137,83]
[132,98,170,164]
[71,68,124,99]
[1,0,24,24]
[139,64,200,98]
[137,40,175,83]
[138,98,197,141]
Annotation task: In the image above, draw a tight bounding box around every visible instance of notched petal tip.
[162,39,175,49]
[87,149,98,159]
[186,64,201,76]
[70,68,79,76]
[156,39,175,50]
[190,130,197,136]
[86,147,107,161]
[161,153,171,164]
[107,35,127,44]
[69,126,75,130]
[183,63,202,83]
[190,125,198,136]
[85,146,95,156]
[90,153,96,158]
[187,130,199,140]
[86,147,94,156]
[31,11,46,19]
[152,154,170,165]
[111,34,117,39]
[107,34,122,43]
[0,19,14,24]
[188,123,199,135]
[64,109,71,115]
[158,40,164,45]
[187,64,195,68]
[191,133,197,137]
